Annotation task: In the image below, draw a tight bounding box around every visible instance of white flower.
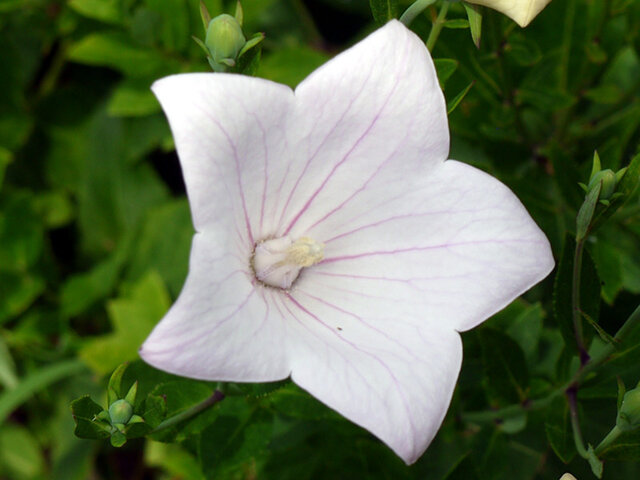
[140,20,554,464]
[467,0,552,27]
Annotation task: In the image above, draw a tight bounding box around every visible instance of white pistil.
[252,236,324,289]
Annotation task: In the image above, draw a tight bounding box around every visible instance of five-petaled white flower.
[467,0,553,27]
[140,20,554,464]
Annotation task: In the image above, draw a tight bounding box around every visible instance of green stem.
[595,425,623,455]
[463,304,640,424]
[426,2,449,52]
[151,390,225,433]
[399,0,437,26]
[462,393,560,423]
[572,237,590,365]
[567,386,589,458]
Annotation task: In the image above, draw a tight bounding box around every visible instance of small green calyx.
[205,14,246,69]
[617,386,640,432]
[581,151,628,204]
[109,399,134,425]
[588,169,617,200]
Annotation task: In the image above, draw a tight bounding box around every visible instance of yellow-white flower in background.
[467,0,553,27]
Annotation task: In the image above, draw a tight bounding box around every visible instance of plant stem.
[399,0,437,26]
[572,237,590,365]
[595,425,623,455]
[151,390,225,433]
[426,2,449,52]
[567,385,589,458]
[463,304,640,424]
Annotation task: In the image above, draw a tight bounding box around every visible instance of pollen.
[286,237,324,267]
[251,236,324,289]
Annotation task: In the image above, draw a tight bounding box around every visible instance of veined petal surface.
[143,20,555,466]
[302,160,554,333]
[276,21,449,239]
[140,230,290,381]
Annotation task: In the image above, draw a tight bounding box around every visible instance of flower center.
[251,236,324,289]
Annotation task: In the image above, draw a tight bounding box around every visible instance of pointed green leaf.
[434,58,458,87]
[478,327,529,404]
[447,82,474,114]
[108,363,129,404]
[463,3,482,48]
[576,180,601,240]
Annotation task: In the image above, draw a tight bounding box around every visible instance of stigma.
[251,236,324,289]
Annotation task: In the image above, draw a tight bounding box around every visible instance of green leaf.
[145,441,205,480]
[269,384,339,420]
[108,363,129,403]
[198,404,271,477]
[0,360,86,423]
[149,380,218,442]
[598,429,640,460]
[506,302,544,361]
[259,46,329,88]
[545,397,576,463]
[447,82,474,114]
[576,181,601,240]
[60,236,131,318]
[142,394,168,429]
[125,200,192,296]
[0,147,12,192]
[442,453,479,480]
[0,424,45,478]
[68,32,168,77]
[442,19,469,29]
[479,327,529,404]
[463,3,482,48]
[0,271,45,325]
[0,192,43,272]
[505,34,541,66]
[108,80,161,117]
[369,0,398,26]
[591,153,640,232]
[0,336,17,389]
[434,58,458,87]
[553,234,601,354]
[70,396,110,440]
[68,0,123,24]
[79,271,170,374]
[110,430,127,447]
[233,40,262,76]
[145,0,190,52]
[515,87,576,112]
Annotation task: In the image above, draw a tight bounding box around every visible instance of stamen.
[252,236,324,289]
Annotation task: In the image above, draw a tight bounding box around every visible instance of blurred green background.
[1,0,640,478]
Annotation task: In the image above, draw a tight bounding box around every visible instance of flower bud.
[588,169,617,200]
[205,14,246,66]
[616,386,640,431]
[109,399,134,425]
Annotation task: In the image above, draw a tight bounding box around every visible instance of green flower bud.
[205,14,246,67]
[588,169,617,200]
[616,387,640,431]
[109,399,134,425]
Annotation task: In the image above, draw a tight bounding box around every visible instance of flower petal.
[303,159,554,333]
[139,230,290,382]
[151,73,295,245]
[273,20,449,239]
[467,0,552,27]
[272,289,461,464]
